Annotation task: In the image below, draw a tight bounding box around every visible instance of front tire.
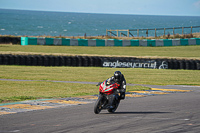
[94,95,103,114]
[107,100,120,113]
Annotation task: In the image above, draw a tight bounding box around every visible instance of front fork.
[108,92,120,107]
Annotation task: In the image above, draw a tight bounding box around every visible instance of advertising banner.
[102,59,168,69]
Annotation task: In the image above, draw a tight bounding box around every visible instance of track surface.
[0,85,200,133]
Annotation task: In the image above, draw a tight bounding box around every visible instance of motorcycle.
[94,80,121,114]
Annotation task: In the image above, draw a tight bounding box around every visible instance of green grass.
[1,44,200,59]
[0,80,97,103]
[0,80,149,103]
[1,65,200,85]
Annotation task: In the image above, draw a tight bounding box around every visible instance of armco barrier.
[20,37,200,46]
[0,54,200,70]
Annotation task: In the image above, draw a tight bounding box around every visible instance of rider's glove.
[96,82,101,86]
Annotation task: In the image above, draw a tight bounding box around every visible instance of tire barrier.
[0,37,21,44]
[197,61,200,70]
[0,54,200,70]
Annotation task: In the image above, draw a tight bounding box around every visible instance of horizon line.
[0,8,200,17]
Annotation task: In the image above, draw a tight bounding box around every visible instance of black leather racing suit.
[107,74,126,106]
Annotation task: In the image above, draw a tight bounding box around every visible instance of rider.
[107,71,126,107]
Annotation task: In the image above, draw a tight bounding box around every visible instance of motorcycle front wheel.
[94,95,103,114]
[107,100,120,113]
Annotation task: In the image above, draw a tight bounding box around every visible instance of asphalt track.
[0,80,200,132]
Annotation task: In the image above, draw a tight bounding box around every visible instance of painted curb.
[0,88,191,116]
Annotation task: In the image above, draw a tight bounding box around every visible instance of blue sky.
[0,0,200,16]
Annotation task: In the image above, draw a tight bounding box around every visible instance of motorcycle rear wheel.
[94,95,103,114]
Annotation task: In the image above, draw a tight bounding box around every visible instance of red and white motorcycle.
[94,80,120,114]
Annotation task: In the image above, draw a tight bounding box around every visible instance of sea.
[0,9,200,37]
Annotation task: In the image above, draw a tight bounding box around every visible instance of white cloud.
[193,0,200,8]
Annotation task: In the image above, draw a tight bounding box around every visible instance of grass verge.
[1,44,200,59]
[1,65,200,85]
[0,80,150,103]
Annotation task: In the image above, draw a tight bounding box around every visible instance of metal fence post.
[127,29,129,37]
[164,28,165,36]
[182,27,184,35]
[146,29,148,37]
